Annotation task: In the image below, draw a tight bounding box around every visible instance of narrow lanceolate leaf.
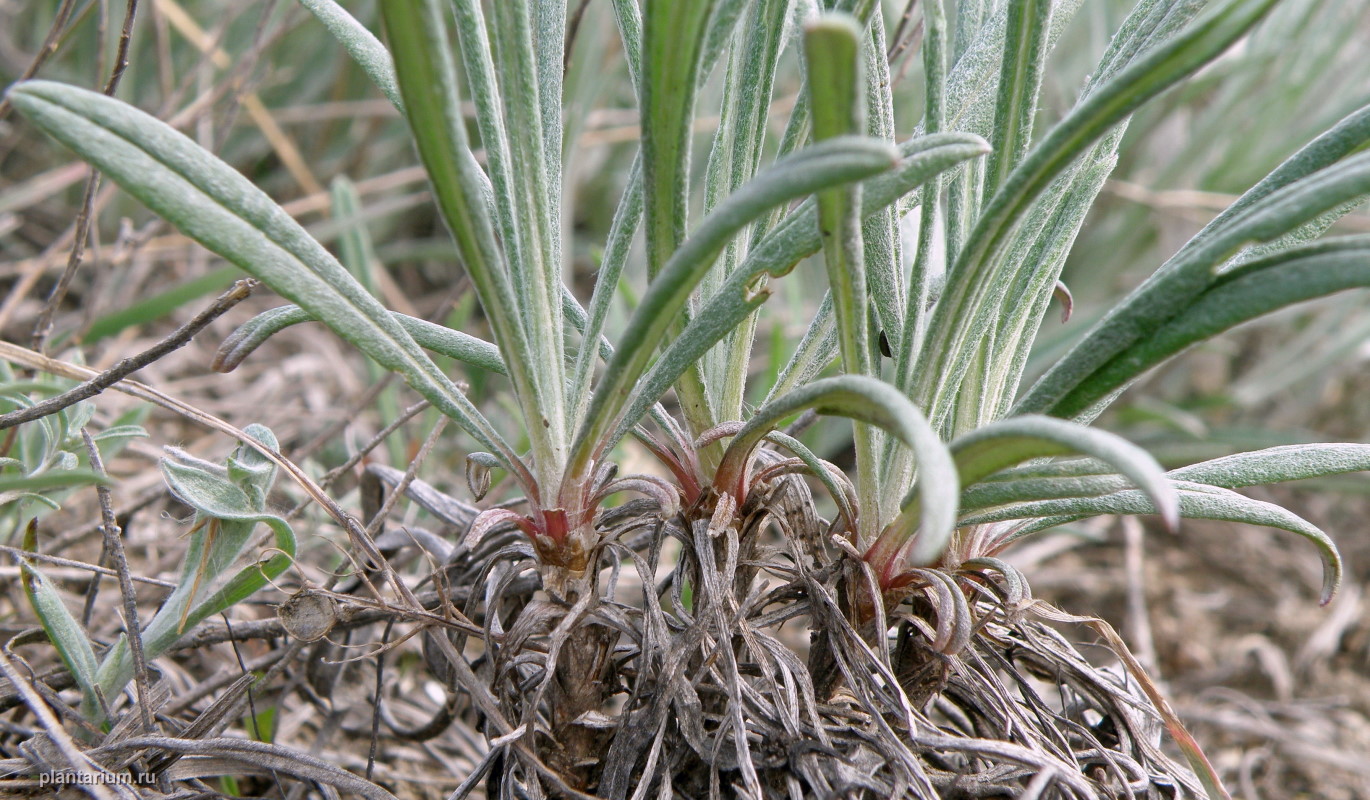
[700,0,750,86]
[490,0,567,441]
[964,482,1342,606]
[895,0,947,388]
[916,0,1283,431]
[332,175,403,464]
[982,150,1118,422]
[765,294,836,405]
[379,1,551,489]
[448,0,527,315]
[806,14,871,381]
[638,0,721,445]
[700,0,792,425]
[6,80,529,488]
[983,0,1050,196]
[608,134,988,453]
[641,0,718,280]
[940,0,1083,142]
[570,155,643,430]
[212,305,507,376]
[964,442,1370,513]
[1053,237,1370,415]
[296,0,404,111]
[21,522,101,719]
[0,470,110,494]
[571,136,899,474]
[947,415,1178,531]
[1017,104,1370,418]
[332,176,379,295]
[932,0,1084,266]
[861,13,904,357]
[713,376,956,558]
[959,471,1131,515]
[1082,0,1207,96]
[1168,442,1370,488]
[806,13,883,541]
[609,0,644,91]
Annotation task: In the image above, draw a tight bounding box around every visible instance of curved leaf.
[874,415,1174,570]
[296,0,404,111]
[1169,442,1370,488]
[1052,237,1370,414]
[605,134,988,451]
[713,376,956,556]
[6,80,528,485]
[960,471,1131,514]
[764,430,858,530]
[949,415,1178,531]
[962,482,1341,605]
[966,442,1370,514]
[572,136,901,472]
[213,304,507,376]
[1018,104,1370,418]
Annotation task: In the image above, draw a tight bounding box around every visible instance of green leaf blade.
[6,79,527,484]
[21,557,102,721]
[919,0,1283,430]
[965,483,1342,605]
[949,415,1178,532]
[714,376,958,559]
[296,0,404,112]
[573,136,899,473]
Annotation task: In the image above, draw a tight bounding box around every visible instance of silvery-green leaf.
[214,304,508,376]
[918,0,1283,430]
[296,0,404,111]
[1019,104,1370,418]
[0,470,110,494]
[1048,236,1370,415]
[714,375,956,557]
[6,80,525,481]
[608,134,987,451]
[20,548,101,720]
[573,136,900,472]
[949,415,1178,531]
[382,1,558,487]
[1169,443,1370,488]
[964,482,1341,605]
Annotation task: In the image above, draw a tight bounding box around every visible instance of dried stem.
[30,0,142,353]
[2,279,257,429]
[0,0,81,122]
[80,430,155,736]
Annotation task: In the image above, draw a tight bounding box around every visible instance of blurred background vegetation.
[3,0,1369,796]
